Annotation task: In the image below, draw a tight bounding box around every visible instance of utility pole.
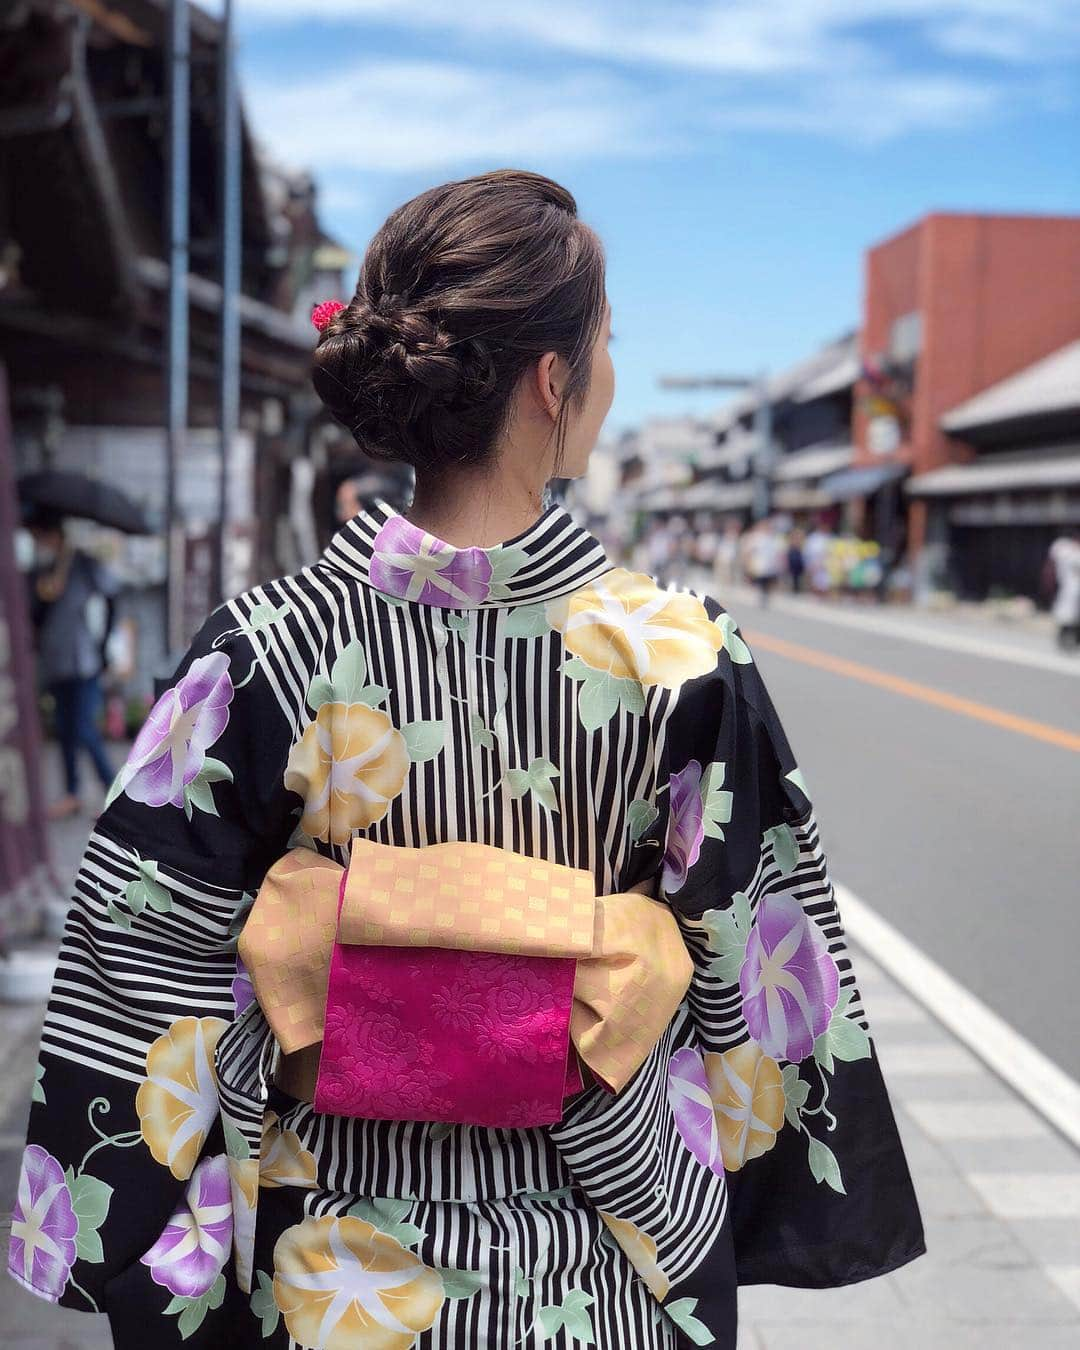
[164,0,189,655]
[657,370,774,519]
[214,0,241,609]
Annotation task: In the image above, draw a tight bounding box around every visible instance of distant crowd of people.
[628,513,903,608]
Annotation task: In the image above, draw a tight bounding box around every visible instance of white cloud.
[715,72,1002,147]
[244,59,680,175]
[224,0,1074,183]
[226,0,1080,70]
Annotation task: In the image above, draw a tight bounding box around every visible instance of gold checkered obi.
[238,836,694,1101]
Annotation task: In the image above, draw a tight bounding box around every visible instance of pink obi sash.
[238,838,693,1128]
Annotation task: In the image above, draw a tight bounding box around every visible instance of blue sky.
[215,1,1079,438]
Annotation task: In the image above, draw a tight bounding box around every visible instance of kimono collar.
[320,493,616,609]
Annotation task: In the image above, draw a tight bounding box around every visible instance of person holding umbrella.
[25,506,119,820]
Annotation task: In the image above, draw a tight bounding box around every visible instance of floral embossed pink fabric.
[313,871,583,1126]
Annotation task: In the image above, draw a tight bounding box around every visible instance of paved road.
[685,573,1080,1082]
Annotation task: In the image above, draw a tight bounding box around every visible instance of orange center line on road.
[741,628,1080,754]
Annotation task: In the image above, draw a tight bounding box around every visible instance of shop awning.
[905,448,1080,496]
[940,341,1080,434]
[772,484,835,511]
[772,443,854,482]
[819,460,909,501]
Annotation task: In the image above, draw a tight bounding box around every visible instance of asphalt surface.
[689,576,1080,1082]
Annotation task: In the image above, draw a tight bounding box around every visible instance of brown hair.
[311,169,607,482]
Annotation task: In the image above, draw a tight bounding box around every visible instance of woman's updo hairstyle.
[311,168,607,480]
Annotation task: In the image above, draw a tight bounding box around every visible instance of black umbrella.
[17,470,157,535]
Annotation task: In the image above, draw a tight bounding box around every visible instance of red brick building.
[852,213,1080,597]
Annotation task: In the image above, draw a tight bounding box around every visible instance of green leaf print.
[487,544,530,584]
[65,1169,111,1264]
[69,1172,112,1229]
[785,764,810,797]
[615,676,645,717]
[329,640,369,704]
[513,1264,532,1298]
[715,612,753,665]
[223,1118,251,1160]
[664,1295,717,1344]
[244,601,291,631]
[170,1271,225,1339]
[32,1060,45,1104]
[504,603,551,637]
[400,718,446,762]
[438,1267,486,1299]
[536,1287,595,1343]
[764,822,799,875]
[200,756,233,785]
[345,1197,425,1246]
[306,674,336,711]
[808,1135,846,1194]
[700,761,734,840]
[627,798,659,841]
[446,612,471,633]
[576,674,621,732]
[250,1270,280,1337]
[183,775,219,819]
[821,1011,871,1064]
[781,1065,811,1129]
[106,898,132,930]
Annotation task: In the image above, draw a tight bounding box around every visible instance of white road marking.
[834,880,1080,1151]
[905,1101,1051,1141]
[967,1173,1080,1219]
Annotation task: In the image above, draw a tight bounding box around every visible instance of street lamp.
[656,370,774,519]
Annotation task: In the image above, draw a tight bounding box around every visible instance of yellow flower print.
[272,1213,444,1350]
[597,1211,671,1301]
[284,702,411,845]
[546,569,724,690]
[704,1041,786,1170]
[228,1154,259,1294]
[259,1109,319,1189]
[136,1016,229,1179]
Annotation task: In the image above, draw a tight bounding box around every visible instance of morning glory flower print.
[108,652,234,810]
[661,759,705,894]
[9,1144,78,1300]
[740,892,841,1062]
[232,954,254,1017]
[666,1046,725,1177]
[369,516,493,607]
[140,1153,233,1297]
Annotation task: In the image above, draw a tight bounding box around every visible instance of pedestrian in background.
[787,525,806,593]
[803,520,833,598]
[713,517,742,590]
[25,508,118,819]
[1045,527,1080,651]
[743,516,785,606]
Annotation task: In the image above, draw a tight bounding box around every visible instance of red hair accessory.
[311,299,346,331]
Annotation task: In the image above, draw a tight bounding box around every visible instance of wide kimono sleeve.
[6,596,299,1317]
[660,593,927,1288]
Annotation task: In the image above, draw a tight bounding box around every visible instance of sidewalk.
[3,748,1079,1348]
[682,570,1079,676]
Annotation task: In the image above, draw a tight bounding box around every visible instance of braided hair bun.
[310,169,607,478]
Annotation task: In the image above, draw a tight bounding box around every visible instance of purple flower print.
[667,1046,724,1177]
[140,1153,233,1298]
[740,893,841,1063]
[114,653,233,809]
[369,517,493,607]
[231,955,254,1017]
[661,759,705,894]
[9,1144,78,1300]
